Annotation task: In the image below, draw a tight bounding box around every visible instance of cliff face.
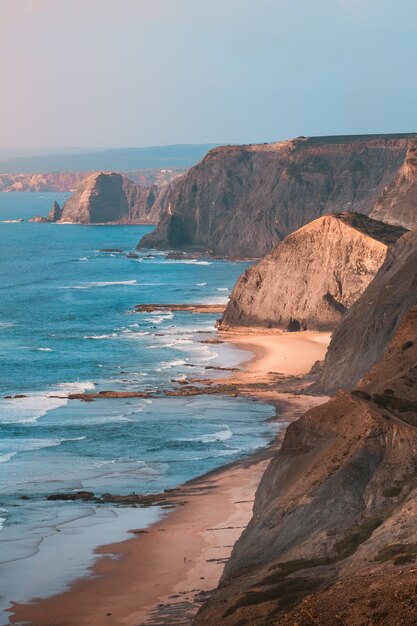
[370,141,417,229]
[139,134,417,257]
[221,213,406,331]
[195,307,417,626]
[50,172,169,224]
[320,227,417,393]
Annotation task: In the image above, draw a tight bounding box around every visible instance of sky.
[0,0,416,149]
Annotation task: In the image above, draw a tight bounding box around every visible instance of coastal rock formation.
[139,134,417,257]
[47,201,62,222]
[195,307,417,625]
[320,227,417,392]
[28,215,48,223]
[49,172,170,224]
[221,213,406,331]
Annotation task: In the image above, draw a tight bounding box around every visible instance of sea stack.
[138,134,417,257]
[221,213,406,331]
[49,172,169,224]
[47,200,62,222]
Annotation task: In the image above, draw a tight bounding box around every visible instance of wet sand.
[9,328,330,626]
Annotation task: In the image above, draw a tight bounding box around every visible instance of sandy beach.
[9,329,330,626]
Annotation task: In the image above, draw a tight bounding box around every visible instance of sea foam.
[0,382,95,424]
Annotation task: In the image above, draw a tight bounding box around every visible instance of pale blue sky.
[0,0,416,148]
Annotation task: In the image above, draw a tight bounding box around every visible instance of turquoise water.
[0,193,276,620]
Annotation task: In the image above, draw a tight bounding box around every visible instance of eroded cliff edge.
[195,301,417,625]
[221,213,406,331]
[139,133,417,257]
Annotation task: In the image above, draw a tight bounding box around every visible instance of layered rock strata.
[221,213,406,331]
[139,134,417,257]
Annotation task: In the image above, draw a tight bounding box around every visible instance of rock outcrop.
[49,172,170,224]
[320,227,417,392]
[221,213,406,331]
[195,306,417,626]
[28,215,48,223]
[139,133,417,257]
[47,201,62,222]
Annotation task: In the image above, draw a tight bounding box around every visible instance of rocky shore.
[8,329,330,626]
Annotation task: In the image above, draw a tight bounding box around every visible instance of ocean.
[0,193,277,622]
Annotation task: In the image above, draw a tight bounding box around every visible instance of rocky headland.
[139,133,417,257]
[47,172,171,224]
[221,212,406,331]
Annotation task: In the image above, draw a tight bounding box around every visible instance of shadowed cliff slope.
[195,306,417,626]
[221,213,406,331]
[49,172,170,224]
[139,134,417,257]
[320,227,417,393]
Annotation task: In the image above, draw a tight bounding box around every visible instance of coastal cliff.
[221,213,406,331]
[139,134,417,257]
[320,227,417,392]
[49,172,170,224]
[195,304,417,626]
[0,171,88,192]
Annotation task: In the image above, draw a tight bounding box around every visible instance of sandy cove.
[9,329,330,626]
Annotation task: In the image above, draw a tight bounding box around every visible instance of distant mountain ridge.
[0,144,218,175]
[0,168,183,193]
[139,133,417,257]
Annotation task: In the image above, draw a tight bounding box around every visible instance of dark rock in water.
[139,134,417,257]
[47,200,62,222]
[165,252,190,260]
[135,303,225,314]
[3,394,27,399]
[320,226,417,392]
[100,248,124,253]
[222,213,406,331]
[50,172,170,224]
[47,491,95,501]
[28,215,48,223]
